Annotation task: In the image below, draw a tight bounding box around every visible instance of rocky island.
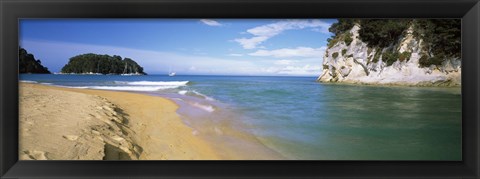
[318,19,461,86]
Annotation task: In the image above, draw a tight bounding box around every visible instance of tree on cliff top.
[358,19,410,48]
[413,19,461,59]
[328,19,460,56]
[327,19,461,67]
[19,47,51,74]
[328,19,357,36]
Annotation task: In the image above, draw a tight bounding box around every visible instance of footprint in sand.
[111,135,125,141]
[63,135,79,141]
[91,130,101,135]
[102,105,114,112]
[21,150,48,160]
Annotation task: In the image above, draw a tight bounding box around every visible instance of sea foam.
[20,80,38,83]
[178,90,215,101]
[116,81,189,86]
[192,102,215,112]
[79,81,192,91]
[178,90,188,95]
[86,86,179,91]
[192,90,215,101]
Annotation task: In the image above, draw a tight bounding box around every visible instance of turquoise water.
[20,74,462,160]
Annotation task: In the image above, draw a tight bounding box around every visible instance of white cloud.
[233,36,268,50]
[311,27,329,33]
[247,20,329,36]
[200,19,222,26]
[249,46,326,58]
[228,53,244,57]
[234,19,331,49]
[261,64,322,76]
[274,60,297,65]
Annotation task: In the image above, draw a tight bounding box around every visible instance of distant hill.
[19,48,51,74]
[61,53,146,75]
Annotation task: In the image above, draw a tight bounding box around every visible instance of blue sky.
[20,19,336,76]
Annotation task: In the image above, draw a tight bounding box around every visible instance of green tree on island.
[61,53,146,75]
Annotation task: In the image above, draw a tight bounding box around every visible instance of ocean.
[20,74,462,160]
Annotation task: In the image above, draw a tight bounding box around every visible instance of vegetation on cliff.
[61,53,146,75]
[327,19,461,67]
[19,48,51,74]
[413,19,461,67]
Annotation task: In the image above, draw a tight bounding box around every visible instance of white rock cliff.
[317,24,461,86]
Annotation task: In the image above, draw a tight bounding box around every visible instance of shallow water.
[20,74,462,160]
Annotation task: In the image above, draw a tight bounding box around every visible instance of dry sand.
[19,83,220,160]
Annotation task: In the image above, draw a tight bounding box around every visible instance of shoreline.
[20,82,221,160]
[19,82,284,160]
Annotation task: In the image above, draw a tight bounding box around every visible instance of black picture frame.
[1,0,479,178]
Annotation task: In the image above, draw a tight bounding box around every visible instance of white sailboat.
[168,67,176,76]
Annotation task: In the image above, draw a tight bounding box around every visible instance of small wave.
[20,80,38,83]
[115,81,189,86]
[190,102,215,112]
[61,86,89,89]
[178,90,188,95]
[177,90,216,101]
[71,86,177,91]
[192,90,215,101]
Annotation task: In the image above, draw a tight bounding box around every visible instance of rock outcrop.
[318,24,461,86]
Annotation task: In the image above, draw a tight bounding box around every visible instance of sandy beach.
[19,82,220,160]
